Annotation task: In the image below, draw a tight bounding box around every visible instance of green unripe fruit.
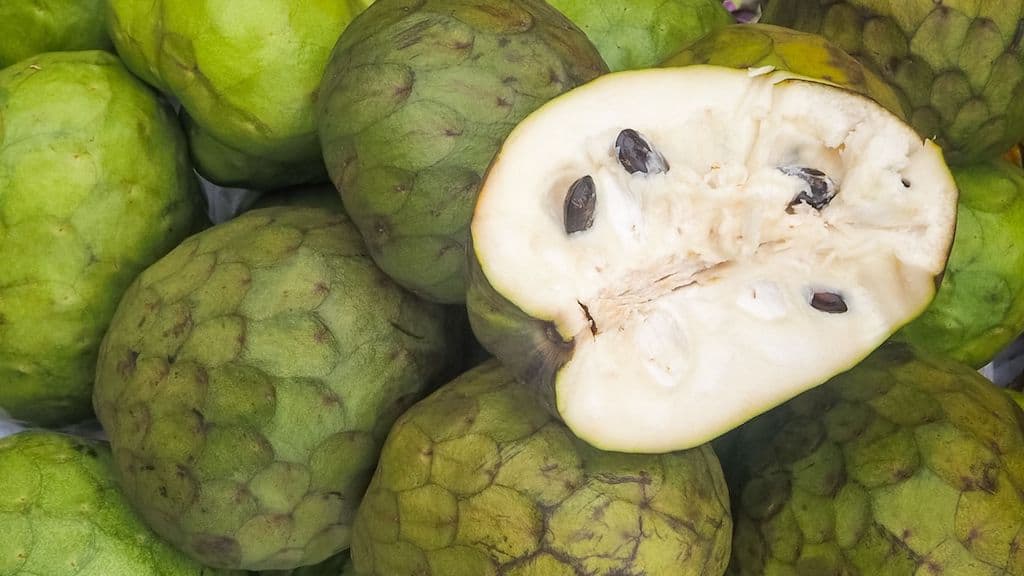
[0,51,202,426]
[662,23,905,117]
[547,0,733,71]
[106,0,374,189]
[318,0,608,303]
[895,160,1024,368]
[0,430,241,575]
[728,343,1024,575]
[760,0,1024,164]
[351,360,732,575]
[93,206,459,571]
[0,0,112,68]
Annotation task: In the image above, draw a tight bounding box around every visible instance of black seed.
[564,175,597,234]
[810,292,848,314]
[615,129,669,175]
[902,178,911,188]
[779,166,838,211]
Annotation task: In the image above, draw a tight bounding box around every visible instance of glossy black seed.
[616,129,669,175]
[810,292,848,314]
[780,166,838,211]
[564,175,597,234]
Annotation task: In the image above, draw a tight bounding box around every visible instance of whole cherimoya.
[467,66,959,454]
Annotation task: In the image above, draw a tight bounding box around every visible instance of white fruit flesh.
[471,66,958,453]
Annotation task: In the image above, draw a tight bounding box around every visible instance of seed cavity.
[779,166,838,212]
[615,129,669,175]
[564,175,597,234]
[810,292,848,314]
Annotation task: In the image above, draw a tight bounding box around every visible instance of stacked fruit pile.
[1,1,1022,575]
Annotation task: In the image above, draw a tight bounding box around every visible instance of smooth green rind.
[350,360,732,576]
[895,160,1024,368]
[661,23,905,117]
[105,0,373,189]
[0,51,202,427]
[546,0,733,71]
[728,342,1024,575]
[317,0,608,304]
[0,0,112,68]
[93,206,459,571]
[0,430,241,575]
[761,0,1024,164]
[182,112,330,191]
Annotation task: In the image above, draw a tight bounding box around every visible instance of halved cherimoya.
[466,65,958,454]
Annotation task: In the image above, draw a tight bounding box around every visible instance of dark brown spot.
[118,350,140,377]
[564,175,597,234]
[810,292,848,313]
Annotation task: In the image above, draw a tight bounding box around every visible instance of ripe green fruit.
[728,343,1024,575]
[0,51,202,427]
[318,0,608,304]
[93,206,459,571]
[0,431,241,575]
[106,0,374,189]
[467,65,958,454]
[760,0,1024,164]
[547,0,733,71]
[662,23,905,117]
[0,0,112,67]
[350,360,732,575]
[895,160,1024,368]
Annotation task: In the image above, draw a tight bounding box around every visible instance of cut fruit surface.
[467,66,958,453]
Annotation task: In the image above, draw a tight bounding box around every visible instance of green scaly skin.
[93,206,460,571]
[105,0,375,190]
[0,431,241,575]
[0,0,112,68]
[760,0,1024,165]
[350,360,732,576]
[546,0,733,71]
[894,160,1024,368]
[661,23,905,116]
[317,0,608,304]
[0,51,202,427]
[728,342,1024,575]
